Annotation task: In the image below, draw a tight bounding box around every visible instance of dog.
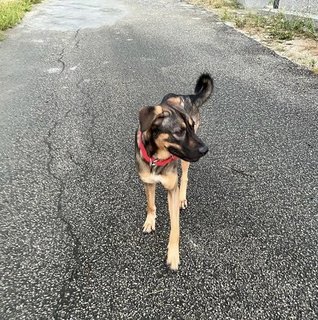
[135,74,213,270]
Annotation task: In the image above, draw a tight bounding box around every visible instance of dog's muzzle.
[198,145,208,156]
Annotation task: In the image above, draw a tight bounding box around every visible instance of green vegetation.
[192,0,317,41]
[193,0,242,10]
[0,0,42,39]
[309,59,317,71]
[233,12,317,40]
[189,0,318,72]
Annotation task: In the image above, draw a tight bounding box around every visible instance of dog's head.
[139,105,208,162]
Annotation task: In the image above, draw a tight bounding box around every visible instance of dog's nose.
[199,145,208,155]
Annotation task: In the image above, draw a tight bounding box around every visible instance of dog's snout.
[199,145,208,155]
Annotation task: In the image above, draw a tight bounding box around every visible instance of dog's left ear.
[139,105,167,132]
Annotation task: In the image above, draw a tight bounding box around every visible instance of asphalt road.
[1,0,318,319]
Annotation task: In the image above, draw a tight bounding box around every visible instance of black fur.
[191,73,213,108]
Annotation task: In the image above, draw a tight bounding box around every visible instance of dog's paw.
[180,199,188,210]
[166,245,180,271]
[143,215,156,233]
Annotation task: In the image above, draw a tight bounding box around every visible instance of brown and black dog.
[135,74,213,270]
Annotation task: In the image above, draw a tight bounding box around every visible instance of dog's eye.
[173,129,185,138]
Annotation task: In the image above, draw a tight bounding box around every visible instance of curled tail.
[191,73,214,107]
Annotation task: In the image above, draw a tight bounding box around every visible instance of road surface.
[1,0,317,319]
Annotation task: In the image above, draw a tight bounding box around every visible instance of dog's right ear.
[139,105,164,132]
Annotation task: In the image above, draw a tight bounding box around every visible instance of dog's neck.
[140,131,172,161]
[141,132,160,159]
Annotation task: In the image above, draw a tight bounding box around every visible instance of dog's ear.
[139,105,167,132]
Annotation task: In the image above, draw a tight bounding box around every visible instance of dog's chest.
[139,170,164,185]
[139,168,178,191]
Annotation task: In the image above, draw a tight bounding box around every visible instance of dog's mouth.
[168,144,208,162]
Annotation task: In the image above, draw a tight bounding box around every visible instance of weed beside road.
[0,0,41,39]
[196,0,242,9]
[225,11,317,41]
[189,0,318,73]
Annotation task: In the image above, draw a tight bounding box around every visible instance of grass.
[188,0,318,72]
[234,12,317,41]
[191,0,317,41]
[0,0,42,39]
[192,0,242,10]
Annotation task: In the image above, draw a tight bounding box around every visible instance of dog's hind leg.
[180,160,190,209]
[143,183,156,233]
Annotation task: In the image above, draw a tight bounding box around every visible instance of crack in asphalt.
[223,165,256,178]
[58,29,81,73]
[43,30,97,317]
[57,48,66,74]
[43,107,85,319]
[68,151,90,183]
[44,57,98,316]
[74,28,81,48]
[44,119,59,179]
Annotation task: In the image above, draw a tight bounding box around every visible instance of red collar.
[138,131,178,167]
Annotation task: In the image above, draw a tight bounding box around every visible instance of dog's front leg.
[180,160,190,209]
[143,183,156,233]
[166,184,180,270]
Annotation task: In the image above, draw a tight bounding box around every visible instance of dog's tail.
[191,73,213,108]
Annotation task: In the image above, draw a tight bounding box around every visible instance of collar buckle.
[150,159,157,168]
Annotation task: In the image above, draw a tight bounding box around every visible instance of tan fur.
[137,121,197,270]
[154,105,163,114]
[154,133,171,160]
[136,74,212,271]
[166,184,180,270]
[179,160,190,209]
[154,134,182,160]
[138,165,180,270]
[166,97,183,107]
[143,183,156,233]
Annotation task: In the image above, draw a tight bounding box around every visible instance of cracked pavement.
[0,0,318,319]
